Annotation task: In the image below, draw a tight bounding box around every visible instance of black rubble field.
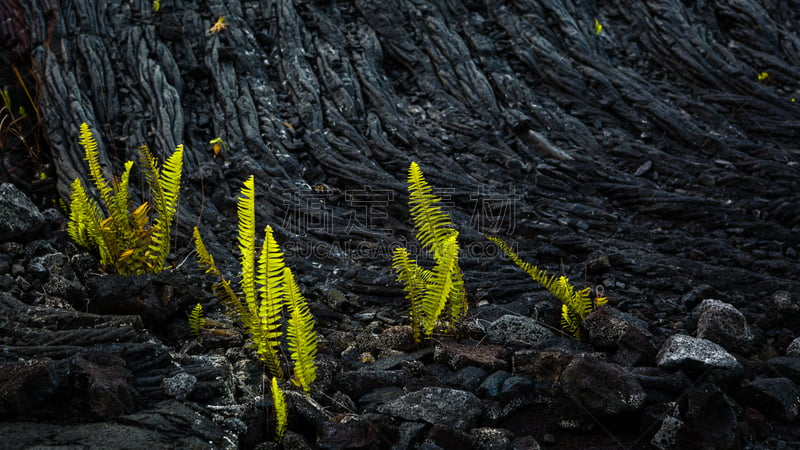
[1,0,799,449]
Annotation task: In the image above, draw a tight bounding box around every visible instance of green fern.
[487,236,607,339]
[393,162,467,344]
[407,162,457,257]
[391,247,430,343]
[284,267,318,393]
[188,303,206,338]
[193,175,317,393]
[67,122,184,275]
[255,225,288,380]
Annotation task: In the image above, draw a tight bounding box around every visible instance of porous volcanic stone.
[434,342,508,371]
[785,337,800,357]
[656,334,742,373]
[333,369,408,399]
[318,418,383,450]
[696,299,754,353]
[677,385,738,450]
[0,183,45,242]
[736,377,800,423]
[583,306,657,365]
[560,356,646,417]
[378,387,482,430]
[485,314,553,347]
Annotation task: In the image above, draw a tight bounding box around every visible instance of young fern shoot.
[193,176,317,393]
[393,162,467,345]
[188,303,206,339]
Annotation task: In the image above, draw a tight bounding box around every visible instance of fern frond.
[67,178,102,248]
[97,217,122,266]
[284,267,318,394]
[110,160,135,235]
[146,144,183,271]
[407,161,457,257]
[238,176,258,319]
[138,145,164,210]
[488,236,604,338]
[271,377,288,443]
[392,247,430,343]
[194,178,318,395]
[158,145,183,211]
[188,303,206,338]
[116,201,152,273]
[420,233,459,338]
[486,236,557,289]
[130,201,150,230]
[79,123,115,210]
[561,303,581,338]
[255,225,286,379]
[193,227,247,322]
[445,266,467,333]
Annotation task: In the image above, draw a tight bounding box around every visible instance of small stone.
[26,260,49,280]
[736,377,800,423]
[378,325,416,351]
[0,183,45,242]
[560,356,646,417]
[14,275,31,292]
[785,337,800,357]
[485,314,553,347]
[510,435,542,450]
[378,387,483,430]
[512,339,594,382]
[583,306,656,365]
[765,357,800,384]
[440,366,487,392]
[477,370,511,398]
[656,334,742,373]
[471,427,513,450]
[631,367,692,404]
[395,421,428,449]
[0,273,13,290]
[11,264,25,276]
[677,384,738,449]
[434,342,508,371]
[651,412,683,450]
[767,290,800,330]
[500,375,535,399]
[162,372,197,401]
[696,299,753,352]
[318,419,382,450]
[333,370,408,399]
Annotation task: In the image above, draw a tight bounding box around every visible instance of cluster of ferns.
[393,162,606,344]
[67,123,607,442]
[67,124,301,442]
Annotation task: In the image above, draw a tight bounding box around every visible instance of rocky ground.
[2,0,800,449]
